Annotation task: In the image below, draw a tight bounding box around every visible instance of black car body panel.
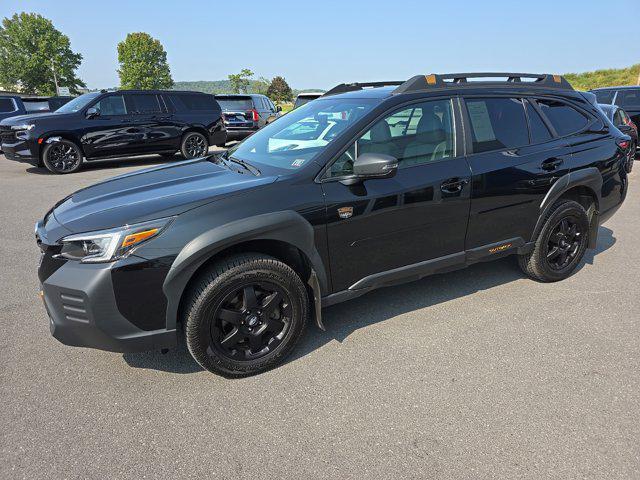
[1,90,225,166]
[36,73,629,353]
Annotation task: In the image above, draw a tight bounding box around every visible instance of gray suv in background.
[215,94,281,144]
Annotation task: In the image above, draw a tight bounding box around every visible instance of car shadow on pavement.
[120,226,616,375]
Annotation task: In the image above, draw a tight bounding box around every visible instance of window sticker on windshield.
[291,159,306,168]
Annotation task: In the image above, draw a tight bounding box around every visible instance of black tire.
[518,200,590,282]
[42,140,83,174]
[183,253,309,377]
[180,131,209,159]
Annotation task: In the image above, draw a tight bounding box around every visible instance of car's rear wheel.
[42,140,83,174]
[180,132,209,159]
[518,199,590,282]
[183,253,309,377]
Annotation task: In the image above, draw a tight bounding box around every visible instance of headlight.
[58,217,174,263]
[11,124,35,131]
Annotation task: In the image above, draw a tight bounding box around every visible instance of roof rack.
[393,72,573,94]
[322,81,404,97]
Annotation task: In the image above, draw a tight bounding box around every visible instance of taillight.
[617,139,630,150]
[247,109,259,122]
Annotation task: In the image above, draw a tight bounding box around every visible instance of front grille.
[0,126,15,143]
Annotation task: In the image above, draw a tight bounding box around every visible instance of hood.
[50,157,277,236]
[0,111,72,126]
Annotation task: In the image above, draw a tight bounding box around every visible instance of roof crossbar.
[393,72,573,94]
[322,81,404,97]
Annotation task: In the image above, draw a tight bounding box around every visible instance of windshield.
[226,97,377,170]
[55,92,101,113]
[217,97,253,111]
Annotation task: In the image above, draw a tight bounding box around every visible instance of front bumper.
[39,246,177,353]
[1,137,39,163]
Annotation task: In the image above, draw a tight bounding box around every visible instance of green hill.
[564,64,639,90]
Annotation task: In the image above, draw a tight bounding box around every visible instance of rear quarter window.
[536,99,588,137]
[615,90,640,109]
[168,93,219,113]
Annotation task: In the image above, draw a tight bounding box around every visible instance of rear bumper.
[40,255,177,353]
[225,128,257,141]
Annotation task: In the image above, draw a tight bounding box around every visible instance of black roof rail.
[322,81,404,97]
[393,72,574,94]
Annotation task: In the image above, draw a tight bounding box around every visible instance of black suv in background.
[592,86,640,146]
[36,73,628,377]
[0,90,225,173]
[215,94,280,144]
[0,94,72,122]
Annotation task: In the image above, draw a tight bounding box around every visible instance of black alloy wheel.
[182,132,208,158]
[544,217,585,270]
[211,282,292,360]
[43,141,83,174]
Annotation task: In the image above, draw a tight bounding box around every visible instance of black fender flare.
[162,210,328,330]
[531,167,602,247]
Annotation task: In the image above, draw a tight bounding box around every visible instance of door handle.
[440,177,469,193]
[541,158,564,171]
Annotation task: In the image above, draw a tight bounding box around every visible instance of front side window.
[93,95,127,116]
[466,97,529,153]
[226,97,377,170]
[329,99,456,177]
[536,99,588,137]
[129,94,161,114]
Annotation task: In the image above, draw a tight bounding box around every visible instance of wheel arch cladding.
[534,167,602,248]
[162,210,328,330]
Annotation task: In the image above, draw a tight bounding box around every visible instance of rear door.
[125,93,169,153]
[322,97,472,291]
[463,96,572,253]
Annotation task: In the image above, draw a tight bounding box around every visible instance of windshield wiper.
[226,154,261,175]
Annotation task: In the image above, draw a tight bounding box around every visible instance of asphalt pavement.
[1,152,639,479]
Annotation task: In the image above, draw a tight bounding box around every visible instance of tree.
[117,32,173,89]
[267,76,292,103]
[228,69,254,93]
[0,12,85,95]
[253,76,270,95]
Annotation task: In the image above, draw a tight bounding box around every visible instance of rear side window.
[0,98,16,113]
[216,96,254,111]
[593,90,615,104]
[93,95,127,116]
[615,90,640,109]
[613,109,624,126]
[525,100,553,143]
[128,94,162,114]
[168,93,218,112]
[536,99,588,136]
[466,98,529,153]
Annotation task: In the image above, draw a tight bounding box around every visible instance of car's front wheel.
[183,254,309,377]
[180,132,209,159]
[518,199,590,282]
[42,140,83,174]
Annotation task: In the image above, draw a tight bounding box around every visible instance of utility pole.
[51,58,59,94]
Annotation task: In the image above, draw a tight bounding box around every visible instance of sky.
[1,0,638,90]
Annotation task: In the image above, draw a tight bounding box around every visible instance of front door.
[322,98,472,292]
[81,94,136,158]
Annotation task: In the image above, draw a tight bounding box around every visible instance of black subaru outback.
[0,90,225,174]
[35,73,629,377]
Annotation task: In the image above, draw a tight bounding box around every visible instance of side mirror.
[276,105,282,112]
[341,153,398,185]
[86,107,99,118]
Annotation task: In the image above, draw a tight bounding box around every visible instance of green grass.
[564,64,639,90]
